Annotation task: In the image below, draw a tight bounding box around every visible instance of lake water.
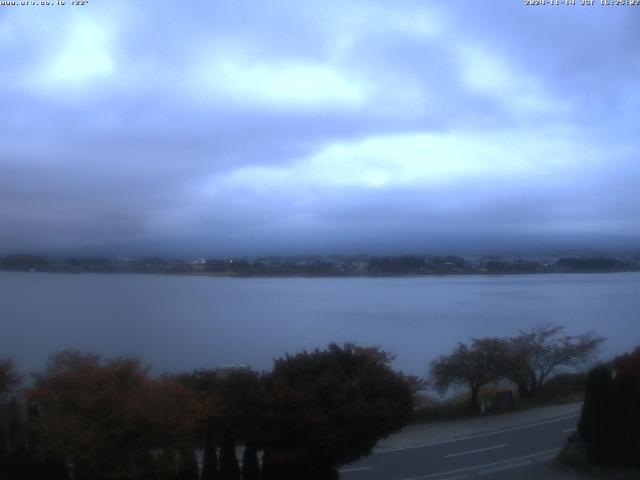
[1,271,639,376]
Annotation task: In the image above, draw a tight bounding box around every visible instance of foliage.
[580,364,614,465]
[578,346,640,467]
[219,430,241,480]
[555,257,630,273]
[138,374,205,448]
[481,260,542,274]
[217,372,268,443]
[611,346,640,465]
[242,442,261,480]
[0,254,49,271]
[176,447,199,480]
[430,324,604,413]
[528,372,587,403]
[176,368,224,423]
[507,323,604,397]
[30,351,147,477]
[368,256,427,275]
[29,351,203,479]
[430,338,511,412]
[0,358,22,397]
[201,430,219,480]
[258,343,414,473]
[0,398,70,480]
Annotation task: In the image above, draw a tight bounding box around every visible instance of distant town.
[1,252,639,276]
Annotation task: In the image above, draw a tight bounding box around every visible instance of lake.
[1,271,639,376]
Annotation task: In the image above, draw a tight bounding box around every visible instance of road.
[339,411,579,480]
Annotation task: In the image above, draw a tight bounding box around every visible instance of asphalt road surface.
[339,412,579,480]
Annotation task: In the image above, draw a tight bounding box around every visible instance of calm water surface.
[1,271,639,376]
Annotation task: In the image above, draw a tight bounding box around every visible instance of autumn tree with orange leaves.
[29,351,205,480]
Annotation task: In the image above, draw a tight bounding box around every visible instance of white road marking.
[562,427,577,433]
[396,448,561,480]
[444,443,508,458]
[477,460,531,475]
[376,414,579,454]
[439,475,471,480]
[338,466,372,473]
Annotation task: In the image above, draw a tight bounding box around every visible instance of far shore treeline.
[1,323,623,480]
[1,253,639,277]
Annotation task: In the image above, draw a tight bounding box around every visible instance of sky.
[1,0,639,257]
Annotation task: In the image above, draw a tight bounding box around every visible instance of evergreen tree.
[611,346,640,466]
[260,449,274,480]
[40,454,71,480]
[26,402,39,456]
[176,447,199,480]
[577,348,640,467]
[7,398,26,454]
[0,422,6,458]
[578,364,612,464]
[135,450,158,480]
[156,449,178,480]
[260,451,295,480]
[201,430,219,480]
[242,442,260,480]
[219,430,240,480]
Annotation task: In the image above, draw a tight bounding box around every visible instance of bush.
[530,372,587,403]
[577,346,640,467]
[258,343,414,475]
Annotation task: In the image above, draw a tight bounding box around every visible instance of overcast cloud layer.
[1,1,639,256]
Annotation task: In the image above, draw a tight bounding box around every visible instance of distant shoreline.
[1,253,638,278]
[2,268,639,279]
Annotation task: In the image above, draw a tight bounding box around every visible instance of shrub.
[577,346,640,467]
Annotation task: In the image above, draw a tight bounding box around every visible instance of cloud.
[0,0,639,255]
[193,57,367,108]
[213,126,598,191]
[41,18,115,87]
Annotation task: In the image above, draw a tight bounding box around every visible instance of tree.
[430,338,510,412]
[610,346,640,466]
[137,374,205,451]
[368,256,427,275]
[507,324,604,397]
[0,358,22,396]
[242,442,260,480]
[6,398,26,454]
[0,255,49,272]
[258,343,414,478]
[176,447,199,480]
[578,364,613,465]
[217,371,268,446]
[219,430,240,480]
[0,359,26,480]
[201,430,219,480]
[576,346,640,467]
[155,449,178,480]
[29,351,203,480]
[29,352,149,479]
[178,368,265,479]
